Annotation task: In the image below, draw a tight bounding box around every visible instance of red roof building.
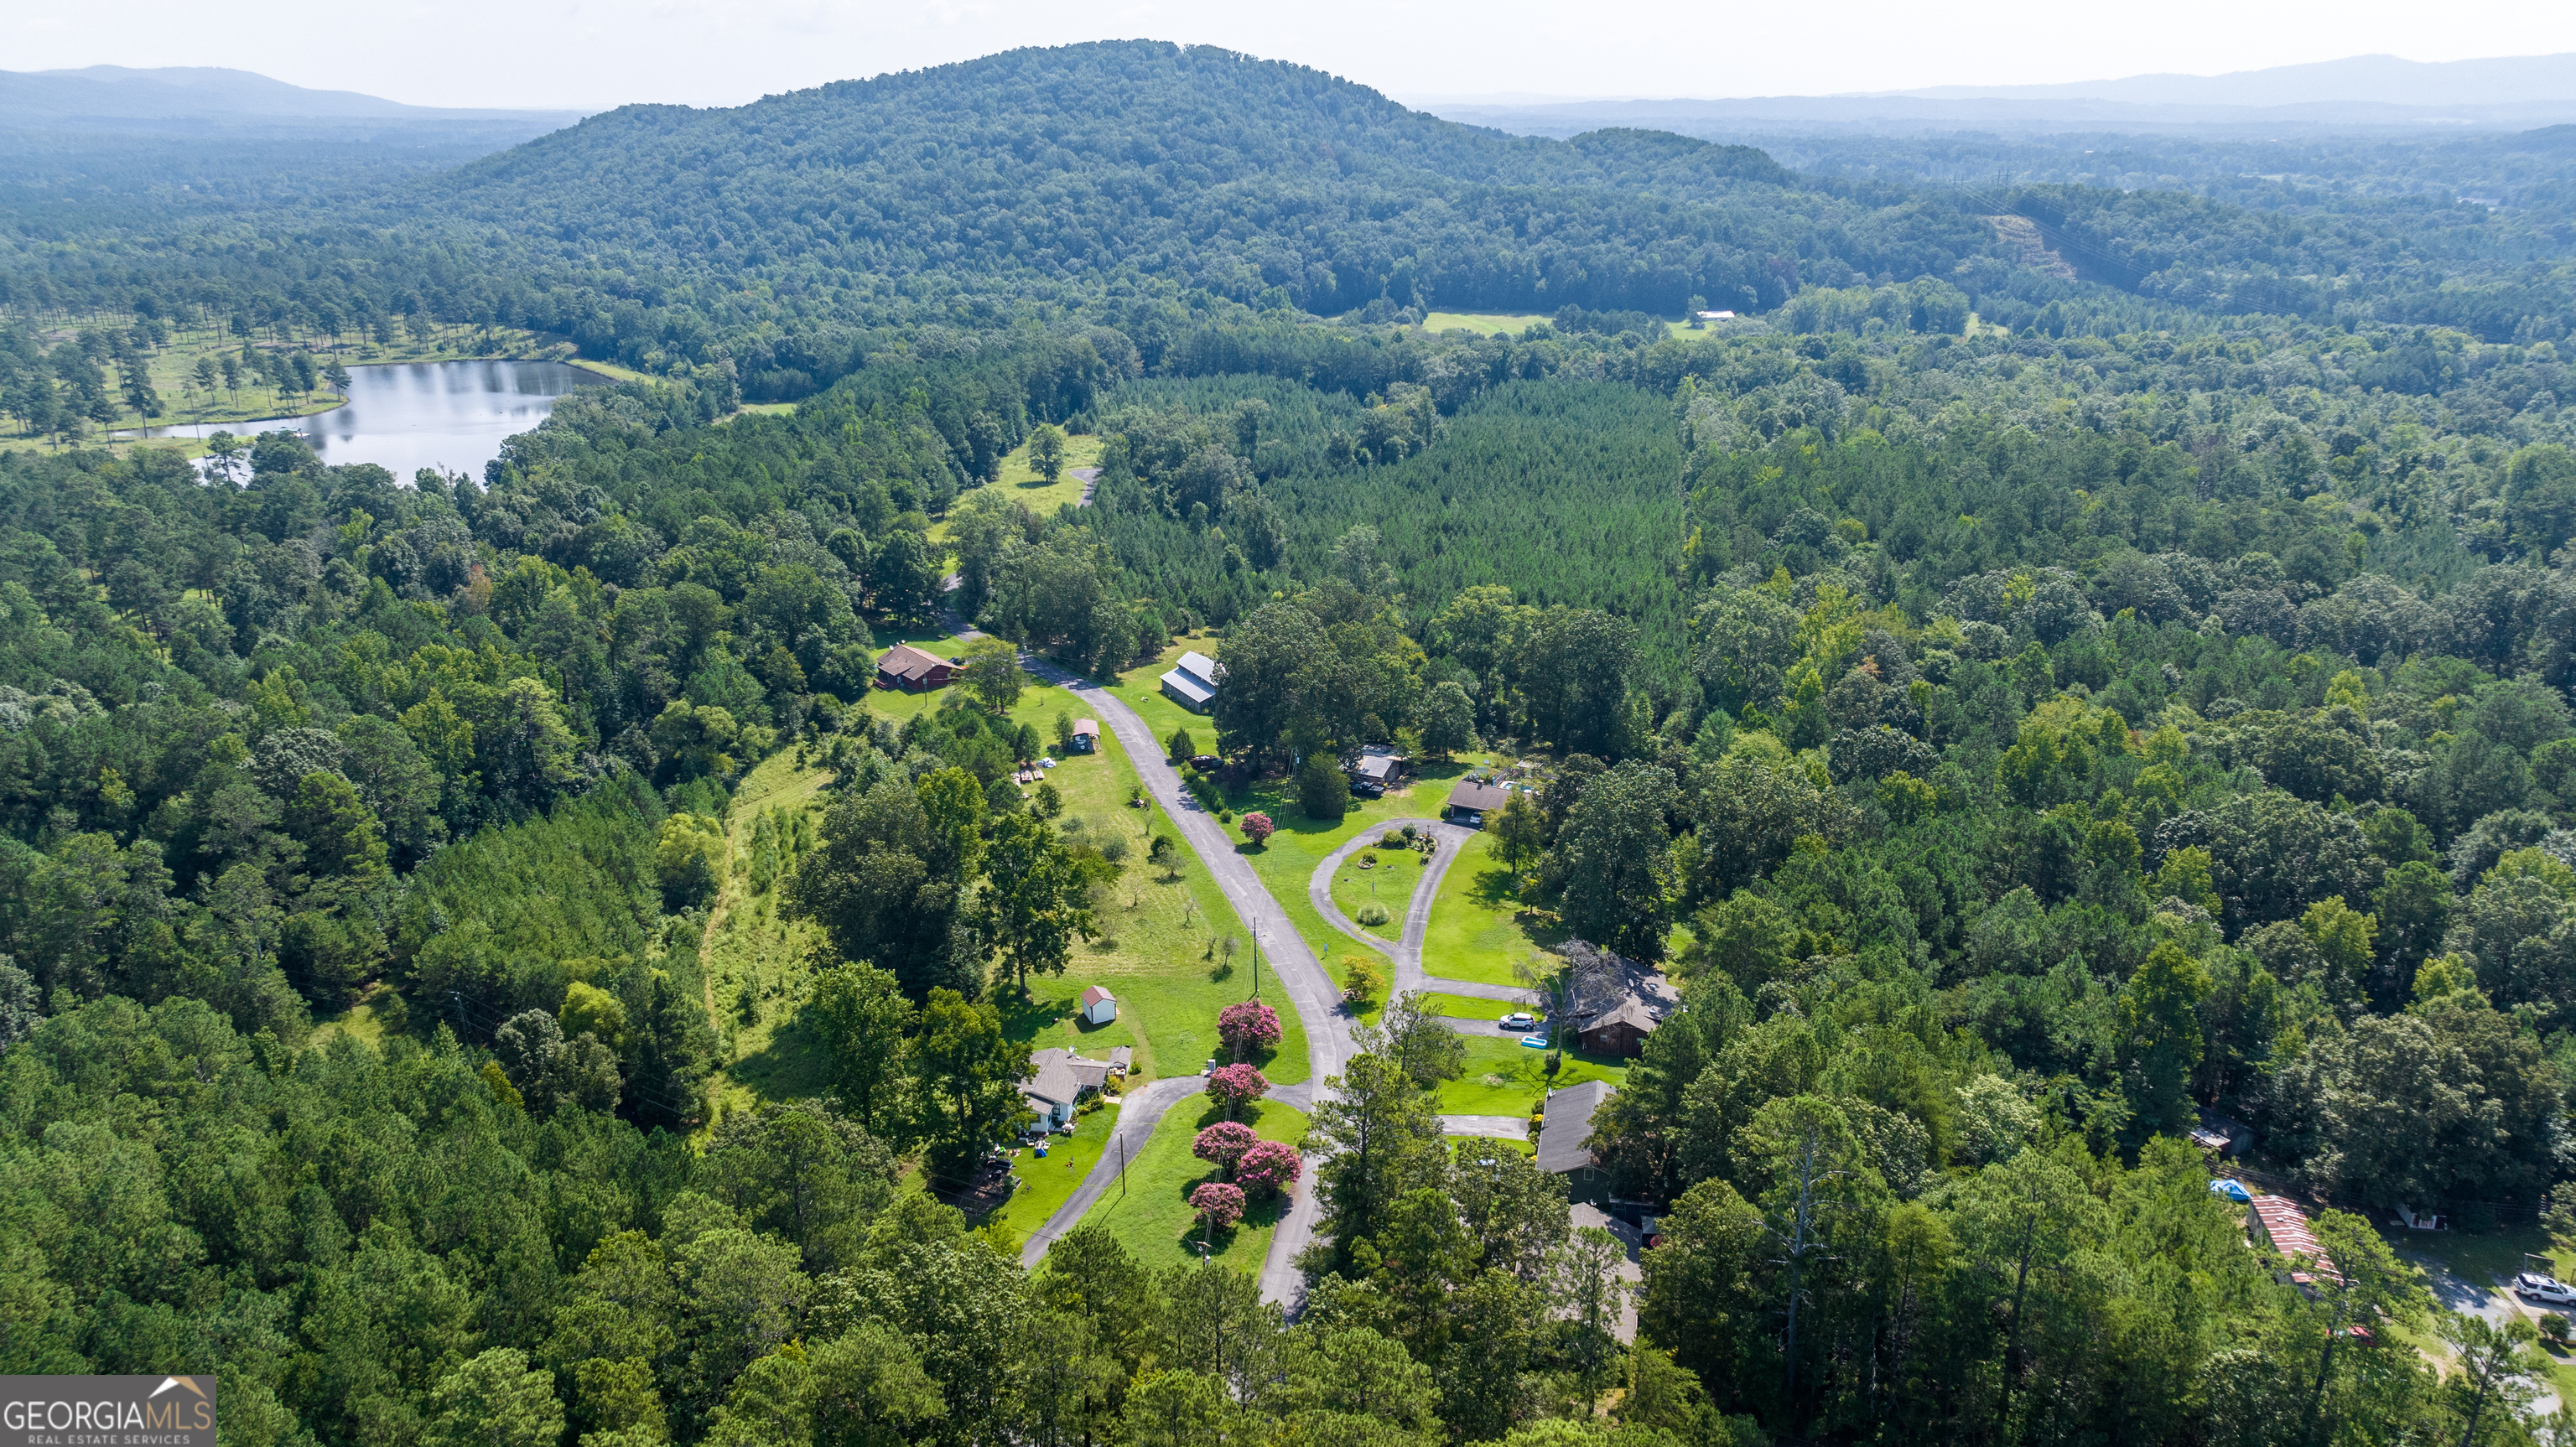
[2246,1194,2339,1284]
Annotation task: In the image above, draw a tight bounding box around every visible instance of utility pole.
[1119,1135,1128,1197]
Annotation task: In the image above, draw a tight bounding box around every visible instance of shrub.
[1206,1063,1270,1116]
[1239,812,1275,846]
[1167,726,1196,761]
[1218,1000,1283,1058]
[1355,902,1391,927]
[1358,850,1379,867]
[1380,830,1405,848]
[1192,1120,1257,1172]
[1190,1181,1246,1231]
[1342,954,1386,1003]
[1235,1140,1301,1195]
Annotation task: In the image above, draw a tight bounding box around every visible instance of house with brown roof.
[875,644,958,692]
[2246,1193,2340,1292]
[1446,779,1512,823]
[1560,940,1678,1059]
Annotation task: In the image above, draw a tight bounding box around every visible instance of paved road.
[988,644,1354,1310]
[1440,1114,1532,1139]
[1018,1073,1204,1268]
[1308,821,1529,1004]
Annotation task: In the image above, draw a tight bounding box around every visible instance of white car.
[1498,1011,1536,1030]
[2516,1273,2576,1305]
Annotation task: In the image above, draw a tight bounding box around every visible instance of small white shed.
[1080,984,1117,1026]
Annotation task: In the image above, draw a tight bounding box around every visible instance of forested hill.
[418,41,1893,341]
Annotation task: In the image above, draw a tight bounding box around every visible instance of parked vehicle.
[2515,1273,2576,1305]
[1499,1011,1536,1030]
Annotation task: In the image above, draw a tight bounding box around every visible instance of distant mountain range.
[0,65,582,131]
[1424,52,2576,136]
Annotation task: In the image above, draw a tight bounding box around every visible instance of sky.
[13,0,2576,113]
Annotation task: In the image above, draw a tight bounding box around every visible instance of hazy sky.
[17,0,2576,112]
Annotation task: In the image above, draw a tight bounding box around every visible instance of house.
[1079,984,1117,1026]
[1576,998,1660,1058]
[1446,779,1512,824]
[1070,719,1101,754]
[1352,749,1408,786]
[1539,1079,1616,1201]
[1021,1047,1118,1130]
[1161,651,1219,713]
[1560,940,1679,1059]
[1696,309,1738,320]
[1108,1045,1133,1076]
[875,644,958,692]
[2246,1194,2340,1289]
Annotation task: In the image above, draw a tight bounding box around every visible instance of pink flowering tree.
[1234,1139,1302,1196]
[1191,1181,1246,1233]
[1192,1121,1257,1175]
[1205,1063,1270,1118]
[1218,1000,1283,1061]
[1239,812,1275,847]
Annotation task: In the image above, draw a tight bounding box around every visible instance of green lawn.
[1353,989,1540,1026]
[1420,830,1566,988]
[988,1103,1116,1237]
[1436,1035,1629,1118]
[1420,312,1550,337]
[719,647,1308,1126]
[985,681,1307,1086]
[931,433,1105,547]
[1101,638,1220,747]
[1072,1096,1307,1272]
[1327,842,1426,937]
[703,747,844,1114]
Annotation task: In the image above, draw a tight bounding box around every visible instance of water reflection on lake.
[138,359,606,480]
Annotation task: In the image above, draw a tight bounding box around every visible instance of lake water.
[130,359,608,480]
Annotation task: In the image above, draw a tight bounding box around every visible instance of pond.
[129,359,608,480]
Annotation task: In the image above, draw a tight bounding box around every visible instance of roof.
[1066,1056,1114,1092]
[1081,984,1114,1008]
[877,643,953,680]
[1160,667,1216,706]
[1561,940,1680,1029]
[1073,718,1100,737]
[1448,780,1512,812]
[1538,1080,1615,1174]
[1354,754,1405,781]
[2248,1194,2339,1280]
[1023,1048,1084,1107]
[1109,1045,1133,1070]
[1579,998,1659,1037]
[1174,651,1218,684]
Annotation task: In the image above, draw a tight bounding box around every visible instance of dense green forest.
[4,32,2576,1447]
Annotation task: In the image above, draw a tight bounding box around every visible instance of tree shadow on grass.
[728,1014,835,1100]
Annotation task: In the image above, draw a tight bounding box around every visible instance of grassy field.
[1327,839,1426,939]
[699,747,843,1116]
[1359,991,1540,1026]
[1420,830,1565,988]
[1104,641,1505,976]
[1421,312,1550,337]
[1436,1034,1629,1118]
[980,678,1308,1087]
[931,433,1105,546]
[1071,1095,1307,1272]
[989,1102,1117,1239]
[705,650,1306,1128]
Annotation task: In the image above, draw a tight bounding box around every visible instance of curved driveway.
[1017,1072,1204,1267]
[1309,821,1529,1003]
